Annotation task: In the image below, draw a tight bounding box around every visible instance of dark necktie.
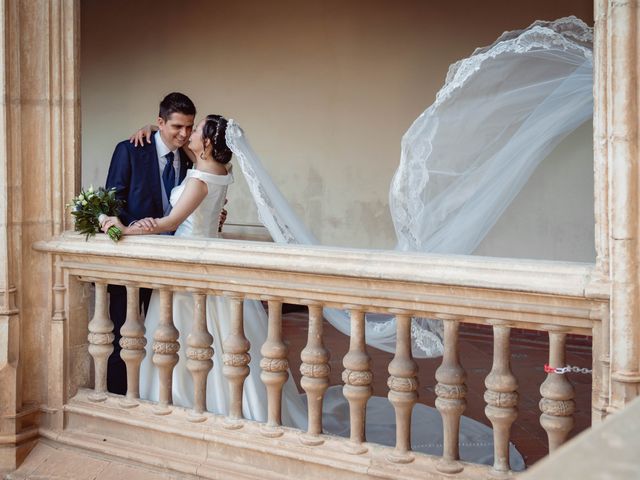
[162,151,175,202]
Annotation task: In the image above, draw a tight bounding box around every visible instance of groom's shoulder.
[113,138,156,157]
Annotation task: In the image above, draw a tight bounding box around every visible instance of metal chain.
[544,364,592,375]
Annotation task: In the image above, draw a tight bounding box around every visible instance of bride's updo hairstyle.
[202,114,232,164]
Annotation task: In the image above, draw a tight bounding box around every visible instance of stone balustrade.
[33,232,606,479]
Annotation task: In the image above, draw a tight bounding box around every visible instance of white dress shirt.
[154,131,181,215]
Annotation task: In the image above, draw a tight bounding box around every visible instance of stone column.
[0,3,24,471]
[435,317,467,474]
[222,294,250,427]
[600,0,640,410]
[186,292,213,421]
[387,312,418,464]
[592,0,610,290]
[539,329,575,451]
[299,303,330,445]
[590,0,611,424]
[484,321,518,474]
[0,0,80,473]
[342,308,372,454]
[260,299,288,437]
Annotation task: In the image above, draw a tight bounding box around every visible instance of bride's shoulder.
[186,168,234,186]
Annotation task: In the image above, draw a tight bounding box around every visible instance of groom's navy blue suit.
[105,135,191,394]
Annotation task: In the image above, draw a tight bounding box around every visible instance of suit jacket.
[105,135,191,226]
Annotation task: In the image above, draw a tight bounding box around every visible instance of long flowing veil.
[226,16,593,358]
[390,16,593,254]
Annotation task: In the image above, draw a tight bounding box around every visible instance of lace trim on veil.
[443,17,592,104]
[225,124,295,244]
[390,16,594,255]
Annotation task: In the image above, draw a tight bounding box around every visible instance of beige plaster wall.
[81,0,594,261]
[474,121,594,261]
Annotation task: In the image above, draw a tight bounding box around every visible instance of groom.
[104,91,196,394]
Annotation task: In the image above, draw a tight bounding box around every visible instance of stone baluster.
[260,299,288,436]
[118,285,147,408]
[186,293,213,422]
[152,288,179,415]
[484,321,518,474]
[387,311,418,464]
[222,294,251,428]
[87,282,114,402]
[342,307,372,454]
[299,303,330,445]
[539,328,575,452]
[435,317,467,474]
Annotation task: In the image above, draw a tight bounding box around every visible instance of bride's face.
[188,119,206,154]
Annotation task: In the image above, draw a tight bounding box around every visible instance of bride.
[101,15,594,471]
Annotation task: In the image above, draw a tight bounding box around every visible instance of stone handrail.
[35,232,604,333]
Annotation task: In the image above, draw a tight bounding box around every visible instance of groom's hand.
[135,217,157,231]
[218,198,228,233]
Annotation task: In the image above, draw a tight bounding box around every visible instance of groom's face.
[157,112,195,151]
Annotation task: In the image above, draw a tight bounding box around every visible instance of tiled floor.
[6,442,184,480]
[283,309,593,468]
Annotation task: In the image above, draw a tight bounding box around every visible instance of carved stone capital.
[152,342,180,355]
[260,357,288,372]
[119,337,147,350]
[186,346,214,361]
[342,369,373,386]
[223,352,251,367]
[387,376,418,393]
[484,390,518,408]
[435,383,468,399]
[539,398,576,416]
[87,332,115,345]
[300,363,330,378]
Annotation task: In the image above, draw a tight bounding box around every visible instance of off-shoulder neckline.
[186,168,233,185]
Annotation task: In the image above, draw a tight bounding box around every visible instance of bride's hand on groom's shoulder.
[129,124,156,147]
[218,198,228,233]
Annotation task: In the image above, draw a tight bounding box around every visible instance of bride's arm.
[129,124,157,147]
[182,145,196,164]
[101,178,208,235]
[132,178,208,234]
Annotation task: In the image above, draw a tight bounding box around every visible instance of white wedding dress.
[139,169,309,426]
[137,169,525,469]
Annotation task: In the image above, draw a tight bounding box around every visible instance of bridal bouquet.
[67,186,124,242]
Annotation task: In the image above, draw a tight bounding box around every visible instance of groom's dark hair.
[159,92,196,120]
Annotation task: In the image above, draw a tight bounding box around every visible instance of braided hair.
[201,114,232,164]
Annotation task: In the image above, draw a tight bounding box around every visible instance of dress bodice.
[171,169,233,238]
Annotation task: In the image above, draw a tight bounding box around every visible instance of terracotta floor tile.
[95,463,181,480]
[29,448,109,480]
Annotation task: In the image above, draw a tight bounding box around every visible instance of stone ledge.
[43,388,492,480]
[33,233,604,334]
[34,231,598,297]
